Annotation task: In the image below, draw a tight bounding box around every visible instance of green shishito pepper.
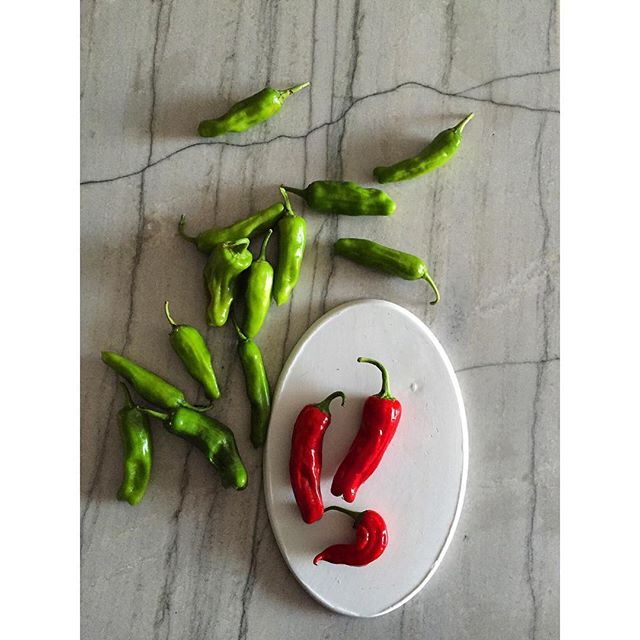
[179,202,284,254]
[373,113,474,184]
[164,301,221,401]
[233,321,271,448]
[282,181,396,216]
[243,229,274,338]
[204,238,253,327]
[273,187,307,306]
[101,351,211,411]
[198,82,310,138]
[140,406,248,490]
[117,383,152,506]
[334,237,440,305]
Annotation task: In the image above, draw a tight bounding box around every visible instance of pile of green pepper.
[101,79,474,507]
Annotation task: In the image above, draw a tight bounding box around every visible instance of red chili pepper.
[289,390,346,524]
[331,357,402,503]
[313,506,388,566]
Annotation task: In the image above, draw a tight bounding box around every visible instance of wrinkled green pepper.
[179,202,284,254]
[117,383,152,506]
[164,301,220,400]
[282,181,396,216]
[101,351,211,411]
[140,406,248,490]
[198,82,310,138]
[243,229,274,338]
[334,237,440,305]
[273,187,307,306]
[373,113,474,184]
[204,238,253,327]
[234,321,271,448]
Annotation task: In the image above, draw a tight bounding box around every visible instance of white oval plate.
[263,299,468,617]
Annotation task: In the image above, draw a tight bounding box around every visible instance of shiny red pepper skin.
[313,506,388,567]
[331,358,402,503]
[289,391,346,524]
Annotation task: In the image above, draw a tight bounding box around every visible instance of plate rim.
[263,298,469,617]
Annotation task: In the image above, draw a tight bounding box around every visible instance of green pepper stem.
[119,381,134,408]
[137,407,169,421]
[225,238,251,251]
[315,390,346,415]
[178,215,196,242]
[164,301,177,327]
[454,113,474,134]
[357,357,394,400]
[324,505,364,526]
[232,317,248,343]
[185,402,214,413]
[258,229,273,261]
[279,186,295,216]
[423,272,441,305]
[281,185,306,200]
[282,81,310,96]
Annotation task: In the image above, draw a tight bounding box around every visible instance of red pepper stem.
[357,357,394,400]
[119,381,134,408]
[164,300,177,328]
[324,505,364,526]
[257,228,273,261]
[314,390,346,415]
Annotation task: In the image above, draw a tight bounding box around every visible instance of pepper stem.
[137,407,169,421]
[178,215,196,242]
[315,390,346,415]
[281,185,306,200]
[357,357,394,400]
[279,186,295,216]
[232,317,248,343]
[423,272,441,305]
[225,237,251,252]
[164,300,177,327]
[258,229,273,261]
[184,402,214,413]
[454,113,474,134]
[119,381,134,408]
[324,505,364,526]
[281,81,310,97]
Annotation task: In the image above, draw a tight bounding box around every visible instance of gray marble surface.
[81,1,559,638]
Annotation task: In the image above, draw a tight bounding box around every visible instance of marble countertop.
[81,1,559,638]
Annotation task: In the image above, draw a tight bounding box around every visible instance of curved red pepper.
[289,390,346,524]
[313,506,388,566]
[331,357,402,503]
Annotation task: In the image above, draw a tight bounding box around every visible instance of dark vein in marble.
[547,1,558,67]
[525,114,552,640]
[455,356,558,374]
[454,68,559,96]
[79,382,119,550]
[236,480,265,640]
[80,71,559,186]
[440,0,457,89]
[80,0,163,552]
[80,0,98,100]
[153,449,192,640]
